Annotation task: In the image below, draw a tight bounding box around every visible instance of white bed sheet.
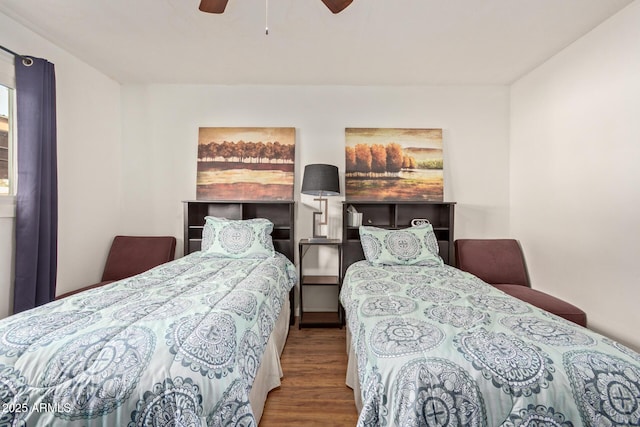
[345,325,363,414]
[249,297,290,423]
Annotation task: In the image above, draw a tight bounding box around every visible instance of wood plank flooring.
[260,319,359,426]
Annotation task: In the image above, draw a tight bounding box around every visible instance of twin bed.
[0,208,295,426]
[340,219,640,427]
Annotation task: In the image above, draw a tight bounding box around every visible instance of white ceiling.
[0,0,633,85]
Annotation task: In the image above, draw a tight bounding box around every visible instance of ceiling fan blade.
[199,0,229,14]
[321,0,353,14]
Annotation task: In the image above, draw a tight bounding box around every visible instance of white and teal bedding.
[0,251,296,426]
[340,260,640,427]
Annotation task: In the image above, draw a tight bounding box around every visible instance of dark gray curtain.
[13,56,58,313]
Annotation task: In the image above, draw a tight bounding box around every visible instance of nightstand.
[298,238,343,329]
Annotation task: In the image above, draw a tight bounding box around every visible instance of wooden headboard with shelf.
[342,201,456,277]
[182,200,295,263]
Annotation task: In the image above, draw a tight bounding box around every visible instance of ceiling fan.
[199,0,353,14]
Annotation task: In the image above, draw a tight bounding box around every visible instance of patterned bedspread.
[0,251,296,426]
[340,260,640,427]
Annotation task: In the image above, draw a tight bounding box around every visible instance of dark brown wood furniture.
[298,238,342,329]
[183,200,296,324]
[341,201,456,276]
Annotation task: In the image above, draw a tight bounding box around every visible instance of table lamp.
[301,164,340,240]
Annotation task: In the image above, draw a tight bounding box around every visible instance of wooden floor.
[260,319,359,426]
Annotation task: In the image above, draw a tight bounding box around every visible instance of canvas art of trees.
[197,140,294,164]
[346,142,420,176]
[345,128,443,201]
[197,127,295,201]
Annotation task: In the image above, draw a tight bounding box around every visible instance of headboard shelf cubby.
[342,201,456,276]
[182,200,295,263]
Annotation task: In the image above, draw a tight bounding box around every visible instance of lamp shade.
[301,164,340,196]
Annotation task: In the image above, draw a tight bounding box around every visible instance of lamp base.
[312,211,327,239]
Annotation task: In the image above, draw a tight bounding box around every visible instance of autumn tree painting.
[345,128,443,201]
[197,127,295,200]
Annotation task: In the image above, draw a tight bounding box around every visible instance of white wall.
[510,2,640,350]
[120,84,510,311]
[0,50,15,320]
[0,12,122,311]
[0,207,14,319]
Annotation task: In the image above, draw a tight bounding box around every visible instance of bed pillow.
[359,224,443,266]
[201,216,275,258]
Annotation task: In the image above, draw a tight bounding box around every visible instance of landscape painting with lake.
[197,127,295,200]
[345,128,443,201]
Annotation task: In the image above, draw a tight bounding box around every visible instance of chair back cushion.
[455,239,530,287]
[102,236,176,282]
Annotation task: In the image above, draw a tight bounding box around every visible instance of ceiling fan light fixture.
[199,0,229,14]
[198,0,353,15]
[320,0,354,14]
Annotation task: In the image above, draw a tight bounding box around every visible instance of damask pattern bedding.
[0,251,296,426]
[340,260,640,427]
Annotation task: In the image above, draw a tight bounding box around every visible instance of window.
[0,84,13,195]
